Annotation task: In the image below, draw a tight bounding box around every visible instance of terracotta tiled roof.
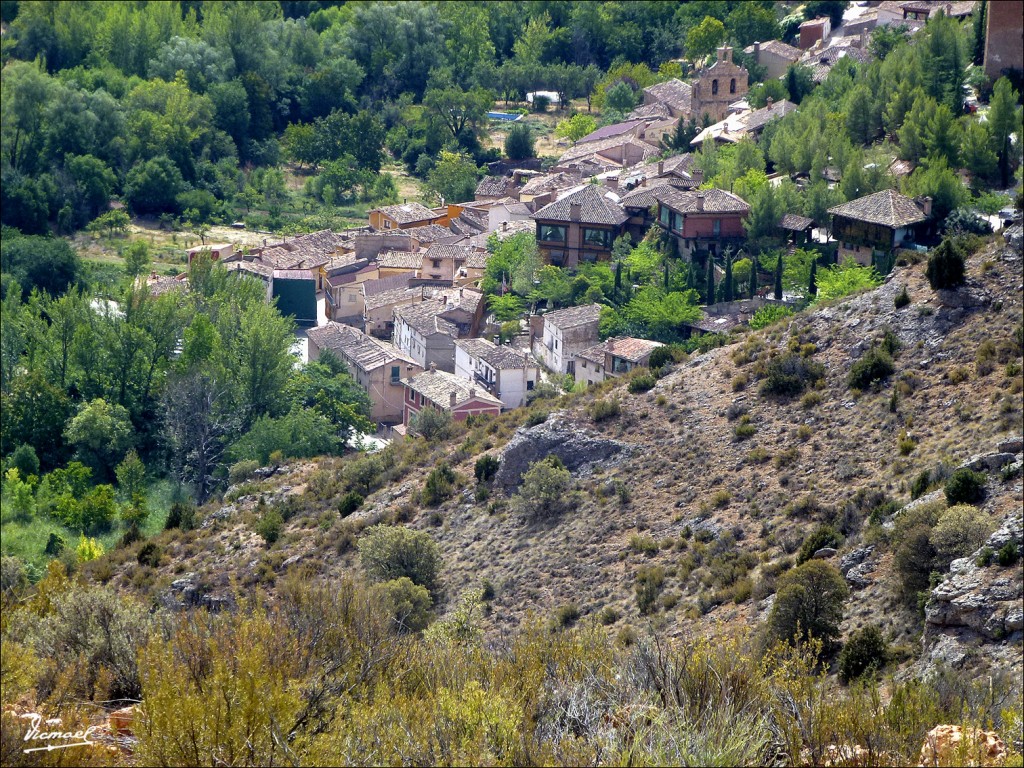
[364,286,421,313]
[779,213,815,231]
[531,185,628,226]
[455,337,533,370]
[578,336,664,364]
[373,202,438,225]
[425,243,471,262]
[404,367,502,409]
[743,39,802,61]
[642,79,693,113]
[403,223,455,243]
[827,189,929,228]
[626,103,672,121]
[475,176,514,197]
[377,250,423,269]
[655,187,751,215]
[577,119,646,144]
[395,301,459,339]
[542,302,603,330]
[557,134,660,166]
[465,251,490,269]
[307,322,417,372]
[519,171,584,197]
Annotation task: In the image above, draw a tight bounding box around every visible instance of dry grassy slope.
[105,237,1022,673]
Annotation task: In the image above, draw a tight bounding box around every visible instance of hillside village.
[1,1,1023,765]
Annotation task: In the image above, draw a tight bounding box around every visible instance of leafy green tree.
[374,577,433,634]
[604,80,637,113]
[555,113,598,144]
[960,120,998,189]
[815,259,882,302]
[1,371,74,468]
[926,237,967,289]
[766,560,848,650]
[919,10,966,114]
[79,484,118,533]
[727,3,780,47]
[7,444,40,481]
[426,151,479,205]
[115,449,146,504]
[123,240,152,279]
[686,16,726,62]
[988,77,1023,187]
[705,257,716,305]
[487,294,525,323]
[504,124,534,161]
[424,83,494,147]
[904,159,968,220]
[784,65,815,104]
[285,353,372,437]
[282,122,318,169]
[748,79,789,110]
[359,524,443,597]
[230,407,342,465]
[1,231,82,298]
[511,456,574,520]
[66,154,117,223]
[124,156,186,215]
[64,398,135,480]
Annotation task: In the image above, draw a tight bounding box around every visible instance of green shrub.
[910,470,931,500]
[255,505,284,545]
[893,286,910,309]
[926,238,966,290]
[944,468,986,505]
[749,304,794,330]
[996,541,1019,567]
[765,560,848,651]
[410,407,452,440]
[635,565,666,615]
[374,576,433,633]
[648,345,675,370]
[848,348,895,390]
[976,547,994,567]
[422,462,456,506]
[8,444,40,480]
[797,526,842,565]
[628,534,659,556]
[44,532,67,556]
[628,373,656,393]
[338,491,364,518]
[597,606,620,625]
[229,460,260,485]
[474,455,500,484]
[551,603,581,630]
[137,541,162,567]
[930,504,994,569]
[838,625,888,683]
[759,353,825,397]
[511,456,573,520]
[358,524,442,596]
[589,397,621,422]
[165,501,196,531]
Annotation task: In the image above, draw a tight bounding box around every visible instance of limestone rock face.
[918,725,1007,767]
[495,412,633,490]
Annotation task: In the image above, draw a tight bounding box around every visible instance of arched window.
[730,78,736,94]
[711,79,718,95]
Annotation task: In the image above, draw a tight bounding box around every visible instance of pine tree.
[774,254,784,300]
[723,249,734,302]
[808,258,817,296]
[705,256,716,305]
[972,0,987,66]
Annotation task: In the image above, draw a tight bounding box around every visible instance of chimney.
[450,391,457,407]
[658,160,664,175]
[502,221,508,232]
[859,29,866,49]
[725,46,733,63]
[753,41,760,58]
[766,96,774,108]
[917,195,933,217]
[469,387,476,398]
[695,194,705,211]
[430,362,437,373]
[569,202,582,222]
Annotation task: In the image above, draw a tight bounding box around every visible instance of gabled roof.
[372,202,438,225]
[779,213,815,231]
[402,223,455,243]
[424,243,471,262]
[655,187,751,215]
[455,337,534,370]
[741,99,798,132]
[578,336,664,365]
[476,175,515,197]
[365,286,422,313]
[620,177,695,210]
[743,39,802,61]
[827,189,930,228]
[404,367,503,409]
[532,185,628,227]
[363,273,414,297]
[395,301,459,339]
[377,250,423,269]
[557,134,661,166]
[626,103,672,121]
[307,322,417,372]
[519,170,584,197]
[577,119,646,144]
[642,79,693,112]
[542,302,603,330]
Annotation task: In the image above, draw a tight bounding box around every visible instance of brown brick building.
[984,0,1024,81]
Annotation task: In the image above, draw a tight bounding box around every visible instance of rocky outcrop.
[918,725,1007,767]
[159,572,235,612]
[839,546,877,589]
[494,412,633,490]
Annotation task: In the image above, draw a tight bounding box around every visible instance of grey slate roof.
[577,119,646,144]
[531,185,628,226]
[542,302,603,330]
[827,189,929,228]
[743,39,802,61]
[655,187,751,214]
[455,337,533,370]
[307,322,417,372]
[476,175,514,197]
[377,250,423,269]
[779,213,815,231]
[642,79,693,113]
[395,301,459,338]
[404,368,502,409]
[620,177,693,209]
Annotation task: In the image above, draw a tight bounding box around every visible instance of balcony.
[474,370,497,392]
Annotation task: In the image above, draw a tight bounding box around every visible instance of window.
[674,212,684,231]
[348,293,356,302]
[391,366,401,384]
[432,259,441,268]
[713,219,721,236]
[538,224,567,242]
[659,205,671,226]
[582,228,613,249]
[384,220,392,229]
[581,360,587,368]
[730,78,736,94]
[712,79,718,95]
[526,380,534,390]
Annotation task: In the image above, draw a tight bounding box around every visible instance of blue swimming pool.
[488,112,523,122]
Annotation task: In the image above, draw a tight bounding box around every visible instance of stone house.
[827,189,932,266]
[364,284,423,339]
[420,243,471,282]
[532,303,602,376]
[454,337,540,410]
[369,202,444,231]
[743,40,802,79]
[306,322,423,425]
[573,337,664,387]
[654,187,751,259]
[402,366,502,429]
[391,291,482,373]
[376,249,423,278]
[641,78,693,118]
[799,17,831,49]
[531,185,629,268]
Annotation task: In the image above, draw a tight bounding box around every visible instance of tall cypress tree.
[749,252,758,298]
[723,249,734,302]
[774,254,784,300]
[614,260,622,292]
[663,261,670,290]
[808,258,818,296]
[705,256,715,305]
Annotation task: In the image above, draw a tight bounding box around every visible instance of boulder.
[839,547,874,576]
[959,452,1016,472]
[108,706,136,736]
[812,547,838,559]
[494,412,633,490]
[918,725,1006,767]
[845,561,876,589]
[996,436,1023,455]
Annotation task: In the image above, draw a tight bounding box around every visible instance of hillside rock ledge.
[494,412,634,490]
